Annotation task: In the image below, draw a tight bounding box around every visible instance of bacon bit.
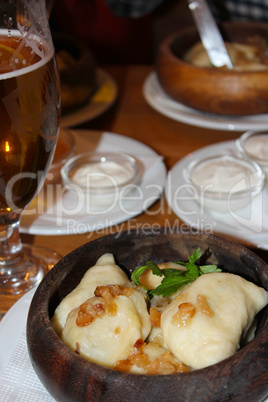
[197,294,214,317]
[76,310,93,327]
[95,284,133,299]
[149,307,161,327]
[156,350,183,375]
[134,338,144,349]
[115,342,188,375]
[172,302,196,327]
[94,286,115,307]
[115,359,133,373]
[158,362,176,375]
[76,301,105,327]
[114,326,121,335]
[76,285,134,327]
[96,285,134,316]
[94,303,105,314]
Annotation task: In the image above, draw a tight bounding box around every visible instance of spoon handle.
[187,0,233,69]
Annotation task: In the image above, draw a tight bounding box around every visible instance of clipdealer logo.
[71,218,215,239]
[5,168,264,234]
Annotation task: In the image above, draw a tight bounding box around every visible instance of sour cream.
[237,132,268,177]
[186,155,264,212]
[190,155,257,193]
[61,152,141,211]
[243,134,268,162]
[71,161,135,189]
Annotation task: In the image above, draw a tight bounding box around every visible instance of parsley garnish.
[131,248,221,298]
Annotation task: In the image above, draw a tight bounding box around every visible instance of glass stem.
[0,210,47,295]
[0,211,23,269]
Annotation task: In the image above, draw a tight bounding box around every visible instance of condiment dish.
[237,130,268,178]
[61,151,141,210]
[184,154,264,212]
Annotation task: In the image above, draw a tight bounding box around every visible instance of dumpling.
[161,272,268,370]
[74,254,129,291]
[61,285,151,368]
[51,254,130,334]
[140,262,186,290]
[127,285,151,339]
[184,41,268,71]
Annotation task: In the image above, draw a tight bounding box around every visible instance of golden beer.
[0,35,61,214]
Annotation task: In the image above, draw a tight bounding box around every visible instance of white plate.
[0,288,55,401]
[143,72,268,132]
[165,140,268,250]
[60,69,117,128]
[20,131,166,235]
[0,288,36,378]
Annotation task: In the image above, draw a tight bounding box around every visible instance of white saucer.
[143,72,268,132]
[20,131,166,235]
[0,287,54,400]
[61,69,117,128]
[165,140,268,250]
[0,288,36,379]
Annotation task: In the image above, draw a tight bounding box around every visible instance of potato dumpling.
[61,285,151,368]
[51,253,130,334]
[161,272,268,369]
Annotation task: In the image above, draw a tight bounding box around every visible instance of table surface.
[1,64,267,317]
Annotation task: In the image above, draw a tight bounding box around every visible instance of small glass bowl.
[236,130,268,177]
[46,129,76,183]
[184,154,264,212]
[61,152,141,210]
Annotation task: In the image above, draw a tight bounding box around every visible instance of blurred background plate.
[61,69,117,128]
[143,72,268,131]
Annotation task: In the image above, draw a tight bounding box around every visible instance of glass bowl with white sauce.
[184,154,264,212]
[236,130,268,178]
[61,152,141,210]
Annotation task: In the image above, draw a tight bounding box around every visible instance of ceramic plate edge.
[143,72,268,132]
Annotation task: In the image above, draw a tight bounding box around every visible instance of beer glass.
[0,0,61,295]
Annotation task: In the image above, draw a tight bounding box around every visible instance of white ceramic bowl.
[61,152,141,211]
[184,154,264,212]
[236,130,268,178]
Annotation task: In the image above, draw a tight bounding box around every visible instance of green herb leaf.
[199,265,221,274]
[184,262,199,279]
[131,261,163,286]
[189,247,202,264]
[174,247,202,267]
[160,268,185,278]
[131,248,221,298]
[150,276,193,298]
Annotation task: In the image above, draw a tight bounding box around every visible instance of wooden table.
[1,64,267,317]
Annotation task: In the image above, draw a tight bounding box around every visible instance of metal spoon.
[187,0,233,69]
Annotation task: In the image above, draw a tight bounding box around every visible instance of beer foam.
[0,28,54,80]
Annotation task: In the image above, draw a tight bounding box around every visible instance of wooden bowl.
[156,22,268,116]
[27,229,268,401]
